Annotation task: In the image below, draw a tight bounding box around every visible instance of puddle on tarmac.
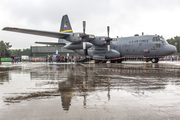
[0,62,180,119]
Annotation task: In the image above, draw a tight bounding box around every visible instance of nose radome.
[164,45,177,55]
[174,46,177,52]
[172,45,177,53]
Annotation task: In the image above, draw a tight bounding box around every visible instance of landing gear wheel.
[146,59,149,63]
[110,60,116,63]
[101,60,107,63]
[95,60,100,63]
[151,58,159,63]
[117,59,122,63]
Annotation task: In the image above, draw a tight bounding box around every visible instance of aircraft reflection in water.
[30,64,180,111]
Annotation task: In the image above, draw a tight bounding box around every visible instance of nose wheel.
[151,58,159,63]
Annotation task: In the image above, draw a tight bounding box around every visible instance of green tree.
[9,48,30,57]
[5,42,12,57]
[0,41,6,57]
[0,41,12,57]
[10,49,21,57]
[167,36,180,52]
[22,48,30,54]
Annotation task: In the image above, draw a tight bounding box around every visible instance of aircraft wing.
[2,27,70,38]
[35,41,66,45]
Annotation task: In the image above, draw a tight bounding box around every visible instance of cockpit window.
[159,37,165,41]
[153,37,160,41]
[153,36,165,42]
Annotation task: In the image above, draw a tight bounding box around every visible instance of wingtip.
[2,27,13,31]
[2,27,8,30]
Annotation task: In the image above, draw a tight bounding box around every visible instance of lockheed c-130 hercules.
[3,14,176,63]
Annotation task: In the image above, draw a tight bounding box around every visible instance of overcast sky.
[0,0,180,49]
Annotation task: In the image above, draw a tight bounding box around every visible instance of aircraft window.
[89,35,95,38]
[100,38,105,41]
[153,37,160,42]
[73,33,80,37]
[155,44,161,48]
[160,37,165,41]
[112,38,117,41]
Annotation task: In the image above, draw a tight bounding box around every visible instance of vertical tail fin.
[58,15,72,44]
[60,15,73,33]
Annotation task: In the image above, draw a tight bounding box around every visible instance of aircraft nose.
[164,45,177,55]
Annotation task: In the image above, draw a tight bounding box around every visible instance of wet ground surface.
[0,61,180,120]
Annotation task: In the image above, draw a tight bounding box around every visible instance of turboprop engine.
[64,42,92,50]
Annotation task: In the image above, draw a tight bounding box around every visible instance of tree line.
[0,40,30,57]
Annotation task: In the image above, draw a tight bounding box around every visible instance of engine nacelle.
[74,49,88,56]
[65,34,81,43]
[65,33,95,43]
[105,49,120,59]
[64,42,92,50]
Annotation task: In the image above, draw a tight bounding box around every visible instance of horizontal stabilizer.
[2,27,70,39]
[35,41,66,45]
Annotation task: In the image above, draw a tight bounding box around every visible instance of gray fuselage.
[111,35,176,57]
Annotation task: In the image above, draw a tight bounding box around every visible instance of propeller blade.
[106,26,111,51]
[107,44,110,51]
[83,42,86,49]
[107,26,110,38]
[83,21,86,34]
[82,21,88,56]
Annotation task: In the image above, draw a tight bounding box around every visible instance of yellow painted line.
[60,30,73,33]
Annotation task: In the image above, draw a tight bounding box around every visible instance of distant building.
[30,45,78,57]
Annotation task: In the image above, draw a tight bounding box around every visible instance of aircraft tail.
[59,14,72,44]
[60,15,73,33]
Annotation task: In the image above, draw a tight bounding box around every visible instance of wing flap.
[2,27,70,38]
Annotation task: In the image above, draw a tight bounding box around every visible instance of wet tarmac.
[0,61,180,120]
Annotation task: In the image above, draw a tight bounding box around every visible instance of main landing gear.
[95,60,107,63]
[146,58,159,63]
[111,59,122,63]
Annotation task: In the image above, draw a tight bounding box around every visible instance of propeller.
[81,21,88,55]
[83,21,86,34]
[107,26,110,38]
[106,26,112,51]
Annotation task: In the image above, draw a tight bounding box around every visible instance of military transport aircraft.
[2,15,176,63]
